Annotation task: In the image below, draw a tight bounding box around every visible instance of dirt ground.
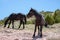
[0,23,60,40]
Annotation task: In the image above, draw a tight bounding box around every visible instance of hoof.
[4,26,6,28]
[12,27,14,29]
[40,35,42,38]
[7,27,9,28]
[23,28,25,29]
[18,28,20,29]
[32,35,35,38]
[23,27,25,29]
[4,27,5,28]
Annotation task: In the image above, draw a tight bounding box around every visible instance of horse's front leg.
[23,21,25,29]
[40,26,43,38]
[8,20,11,28]
[12,20,14,29]
[33,25,37,38]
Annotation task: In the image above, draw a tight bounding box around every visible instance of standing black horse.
[4,13,26,29]
[27,8,48,38]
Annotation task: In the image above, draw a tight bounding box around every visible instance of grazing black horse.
[27,8,48,38]
[4,13,26,29]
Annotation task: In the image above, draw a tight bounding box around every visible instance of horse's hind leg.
[18,21,22,29]
[4,18,9,28]
[38,26,40,35]
[8,20,11,28]
[4,22,7,28]
[33,25,37,38]
[23,21,25,29]
[40,26,43,38]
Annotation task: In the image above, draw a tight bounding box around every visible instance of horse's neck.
[34,12,42,19]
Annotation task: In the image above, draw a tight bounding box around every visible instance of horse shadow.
[4,27,24,30]
[12,28,24,30]
[32,34,47,40]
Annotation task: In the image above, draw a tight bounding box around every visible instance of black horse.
[27,8,48,38]
[4,13,26,29]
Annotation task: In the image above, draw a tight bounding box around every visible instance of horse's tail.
[44,22,49,28]
[4,18,9,27]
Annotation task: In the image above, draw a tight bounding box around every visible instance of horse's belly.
[36,20,45,26]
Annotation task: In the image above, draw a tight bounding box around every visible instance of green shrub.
[31,19,35,24]
[53,10,60,23]
[55,16,60,23]
[0,20,4,25]
[26,19,35,24]
[45,14,55,25]
[26,21,33,24]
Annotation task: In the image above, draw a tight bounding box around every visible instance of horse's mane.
[31,8,42,17]
[17,13,25,16]
[31,8,38,13]
[10,13,16,15]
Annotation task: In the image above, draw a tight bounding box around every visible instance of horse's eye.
[30,11,32,13]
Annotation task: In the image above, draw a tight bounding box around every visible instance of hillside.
[0,23,60,40]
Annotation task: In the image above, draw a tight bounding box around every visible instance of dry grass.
[0,23,60,40]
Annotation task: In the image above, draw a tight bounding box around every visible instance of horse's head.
[27,8,35,18]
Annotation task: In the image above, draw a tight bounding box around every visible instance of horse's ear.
[31,8,33,10]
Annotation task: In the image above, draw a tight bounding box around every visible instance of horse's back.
[8,13,17,20]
